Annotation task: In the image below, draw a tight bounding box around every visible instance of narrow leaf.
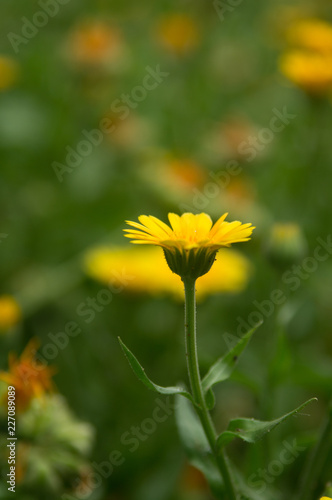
[118,337,194,403]
[205,388,216,410]
[217,397,317,450]
[202,321,262,393]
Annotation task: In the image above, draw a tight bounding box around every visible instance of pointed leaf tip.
[202,322,262,393]
[118,337,194,403]
[216,397,317,450]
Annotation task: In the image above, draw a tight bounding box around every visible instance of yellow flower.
[320,497,332,500]
[124,213,254,280]
[0,340,55,411]
[83,245,251,300]
[279,18,332,94]
[0,295,21,332]
[279,50,332,94]
[155,14,200,55]
[286,19,332,53]
[0,56,19,91]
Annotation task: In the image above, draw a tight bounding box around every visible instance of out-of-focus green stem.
[183,277,237,500]
[297,401,332,500]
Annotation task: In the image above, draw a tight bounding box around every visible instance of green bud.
[265,223,307,268]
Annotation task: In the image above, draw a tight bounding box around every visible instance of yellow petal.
[194,213,213,239]
[138,215,171,239]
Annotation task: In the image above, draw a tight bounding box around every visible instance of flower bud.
[265,223,307,268]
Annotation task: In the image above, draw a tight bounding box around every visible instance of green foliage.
[119,337,194,403]
[216,398,317,450]
[1,0,332,498]
[202,322,262,393]
[175,394,225,499]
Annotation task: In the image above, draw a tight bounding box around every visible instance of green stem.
[297,402,332,500]
[183,277,237,500]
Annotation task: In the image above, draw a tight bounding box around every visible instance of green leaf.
[217,397,317,450]
[205,388,216,410]
[202,322,262,393]
[118,337,194,403]
[175,394,224,498]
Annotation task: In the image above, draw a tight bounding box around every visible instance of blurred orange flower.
[179,462,208,494]
[65,20,128,70]
[0,340,55,411]
[140,156,206,200]
[155,14,200,55]
[163,158,205,189]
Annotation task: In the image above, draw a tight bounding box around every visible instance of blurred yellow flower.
[0,340,55,411]
[0,56,19,91]
[279,18,332,94]
[320,497,332,500]
[287,19,332,53]
[66,20,127,69]
[155,14,200,55]
[280,50,332,94]
[83,245,251,300]
[0,295,21,332]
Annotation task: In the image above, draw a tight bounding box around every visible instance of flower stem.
[183,277,237,500]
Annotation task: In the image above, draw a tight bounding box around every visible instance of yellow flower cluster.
[279,18,332,94]
[83,245,251,300]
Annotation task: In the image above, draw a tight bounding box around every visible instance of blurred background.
[1,0,332,499]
